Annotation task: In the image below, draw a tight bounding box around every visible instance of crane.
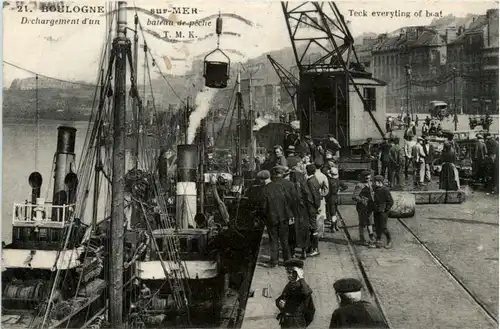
[267,55,299,113]
[280,1,385,150]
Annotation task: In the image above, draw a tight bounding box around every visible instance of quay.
[241,192,498,329]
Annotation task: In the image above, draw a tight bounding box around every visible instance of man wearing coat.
[305,164,322,257]
[388,137,404,188]
[371,175,394,249]
[276,259,315,328]
[352,170,376,247]
[330,278,388,328]
[261,168,293,267]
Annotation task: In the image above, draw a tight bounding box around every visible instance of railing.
[12,202,75,228]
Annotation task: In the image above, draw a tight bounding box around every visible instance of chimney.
[446,27,458,43]
[399,28,405,39]
[176,144,199,229]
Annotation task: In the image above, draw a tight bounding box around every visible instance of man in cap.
[314,160,329,241]
[422,136,435,183]
[276,259,315,328]
[388,137,404,188]
[412,137,426,186]
[403,136,416,179]
[379,138,391,180]
[352,170,376,246]
[273,165,301,255]
[372,175,394,249]
[305,164,322,256]
[247,170,271,226]
[330,278,388,328]
[325,166,347,232]
[261,167,293,267]
[286,145,301,170]
[473,134,488,184]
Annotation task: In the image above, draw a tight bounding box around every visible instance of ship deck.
[241,193,498,329]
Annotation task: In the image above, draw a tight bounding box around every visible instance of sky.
[2,0,498,86]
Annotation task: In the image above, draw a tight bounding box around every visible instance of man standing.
[473,134,488,184]
[276,259,315,329]
[325,167,347,232]
[274,166,301,257]
[305,164,322,257]
[422,136,434,183]
[325,134,342,160]
[413,137,426,186]
[286,146,301,169]
[261,169,292,267]
[352,170,375,247]
[388,137,404,188]
[330,278,389,328]
[403,137,416,179]
[371,175,394,249]
[379,138,391,181]
[314,161,329,240]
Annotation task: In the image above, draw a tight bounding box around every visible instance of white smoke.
[187,88,218,144]
[253,116,269,131]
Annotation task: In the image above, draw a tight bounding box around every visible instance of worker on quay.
[472,134,488,185]
[305,164,322,257]
[325,166,347,232]
[371,175,394,249]
[352,170,376,247]
[379,138,391,181]
[260,169,292,267]
[274,145,289,168]
[286,146,301,170]
[421,121,429,137]
[412,137,427,187]
[276,259,316,329]
[275,165,301,256]
[314,160,329,240]
[425,116,431,126]
[422,136,435,184]
[330,278,389,328]
[415,115,419,127]
[289,161,313,260]
[388,137,404,189]
[439,142,459,191]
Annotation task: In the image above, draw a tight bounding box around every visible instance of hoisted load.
[203,14,230,89]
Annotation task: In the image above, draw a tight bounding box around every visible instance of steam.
[253,116,269,131]
[187,87,218,144]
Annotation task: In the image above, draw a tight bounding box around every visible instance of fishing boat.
[1,127,109,329]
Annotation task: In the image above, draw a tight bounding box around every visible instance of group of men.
[362,134,437,188]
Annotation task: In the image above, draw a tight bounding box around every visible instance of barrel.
[388,192,416,218]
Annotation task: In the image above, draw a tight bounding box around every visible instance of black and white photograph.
[1,1,499,328]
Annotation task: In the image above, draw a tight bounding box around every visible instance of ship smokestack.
[176,144,198,228]
[52,126,77,206]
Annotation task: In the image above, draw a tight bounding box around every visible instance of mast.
[236,71,242,176]
[109,2,127,327]
[133,14,139,167]
[185,96,190,144]
[248,74,256,172]
[92,69,105,230]
[199,118,206,213]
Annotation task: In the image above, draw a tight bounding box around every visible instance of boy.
[372,175,394,249]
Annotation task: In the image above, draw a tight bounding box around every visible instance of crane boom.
[267,55,299,112]
[281,1,385,141]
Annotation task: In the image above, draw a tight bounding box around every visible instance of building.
[372,26,448,113]
[355,37,381,73]
[446,9,499,114]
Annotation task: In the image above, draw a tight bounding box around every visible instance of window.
[363,87,376,112]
